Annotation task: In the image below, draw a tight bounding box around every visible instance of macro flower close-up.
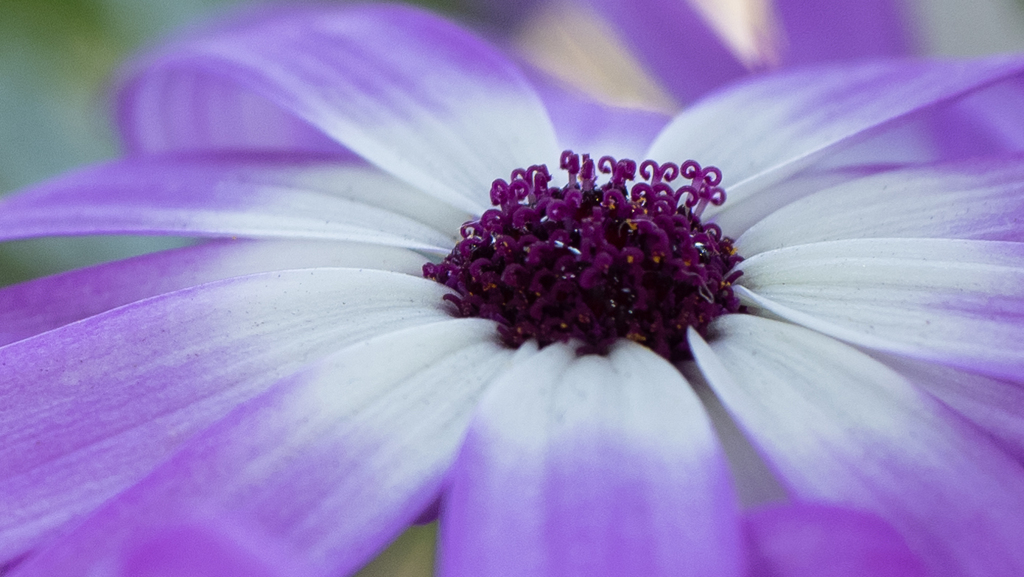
[3,1,1024,576]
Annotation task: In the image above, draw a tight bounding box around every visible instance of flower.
[2,3,1024,577]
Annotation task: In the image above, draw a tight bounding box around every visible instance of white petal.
[878,353,1024,462]
[120,5,560,213]
[9,319,513,577]
[440,340,744,577]
[0,156,463,252]
[0,239,430,346]
[689,315,1024,577]
[738,156,1024,255]
[0,268,451,562]
[647,56,1024,219]
[736,238,1024,380]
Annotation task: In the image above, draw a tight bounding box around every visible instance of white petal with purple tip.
[0,268,451,564]
[8,319,512,577]
[735,238,1024,380]
[647,56,1024,220]
[689,315,1024,577]
[702,163,908,239]
[119,5,559,214]
[0,239,428,346]
[439,340,744,577]
[0,156,458,252]
[878,354,1024,462]
[117,54,352,156]
[737,156,1024,255]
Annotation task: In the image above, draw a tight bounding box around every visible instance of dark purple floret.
[423,150,745,361]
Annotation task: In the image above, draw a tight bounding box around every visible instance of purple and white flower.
[1,3,1024,576]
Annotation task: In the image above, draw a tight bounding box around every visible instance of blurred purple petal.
[930,77,1024,158]
[440,341,744,577]
[0,239,428,346]
[572,0,750,104]
[744,503,926,577]
[773,0,911,63]
[9,320,512,577]
[118,514,312,577]
[0,269,451,565]
[577,0,910,104]
[736,239,1024,380]
[530,73,671,161]
[689,316,1024,577]
[115,57,351,159]
[118,4,559,214]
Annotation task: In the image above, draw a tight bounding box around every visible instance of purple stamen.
[423,150,745,361]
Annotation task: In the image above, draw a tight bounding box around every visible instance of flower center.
[423,150,745,361]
